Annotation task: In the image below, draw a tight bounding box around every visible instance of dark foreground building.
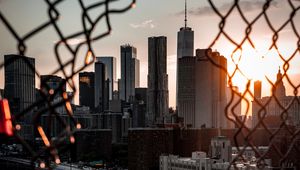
[79,72,95,111]
[4,54,35,140]
[4,54,35,119]
[147,36,169,126]
[128,128,300,170]
[72,129,112,162]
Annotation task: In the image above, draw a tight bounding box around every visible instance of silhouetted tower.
[79,72,95,111]
[195,49,227,128]
[120,45,140,102]
[95,61,109,113]
[4,55,35,119]
[96,57,116,100]
[177,0,194,113]
[147,36,169,126]
[275,67,286,98]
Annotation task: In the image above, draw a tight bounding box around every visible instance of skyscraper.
[177,56,196,127]
[274,68,286,98]
[120,45,140,102]
[177,0,194,59]
[4,54,35,119]
[94,61,109,113]
[195,49,227,128]
[96,56,116,100]
[79,72,95,111]
[176,0,194,118]
[177,49,228,128]
[147,36,169,126]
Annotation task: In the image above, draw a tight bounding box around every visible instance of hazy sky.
[1,0,300,110]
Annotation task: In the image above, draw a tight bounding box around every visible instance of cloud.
[54,38,86,46]
[176,0,279,16]
[130,20,155,29]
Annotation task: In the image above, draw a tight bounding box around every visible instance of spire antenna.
[184,0,187,28]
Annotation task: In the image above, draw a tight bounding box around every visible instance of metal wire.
[205,0,300,169]
[0,0,135,168]
[1,0,300,169]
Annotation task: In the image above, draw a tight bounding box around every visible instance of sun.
[223,43,282,93]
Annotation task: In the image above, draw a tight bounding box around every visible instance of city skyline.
[1,1,300,169]
[1,0,300,109]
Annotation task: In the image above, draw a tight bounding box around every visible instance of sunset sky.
[1,0,300,111]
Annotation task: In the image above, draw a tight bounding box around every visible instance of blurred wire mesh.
[205,0,300,168]
[1,0,300,169]
[0,0,135,168]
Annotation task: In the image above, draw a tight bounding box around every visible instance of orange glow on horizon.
[221,43,285,93]
[217,40,300,115]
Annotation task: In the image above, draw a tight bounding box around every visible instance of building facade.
[133,87,147,128]
[120,45,140,102]
[176,0,194,112]
[176,0,194,60]
[177,27,194,59]
[177,57,196,127]
[40,75,66,93]
[252,69,300,128]
[147,36,169,126]
[194,49,227,128]
[95,61,109,113]
[160,152,210,170]
[4,54,35,140]
[4,54,35,121]
[210,136,232,162]
[96,56,116,100]
[79,72,95,111]
[40,75,67,114]
[177,49,228,128]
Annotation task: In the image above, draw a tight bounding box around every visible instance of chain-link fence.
[0,0,135,168]
[1,0,300,169]
[205,0,300,169]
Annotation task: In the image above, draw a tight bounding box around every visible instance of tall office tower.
[195,49,227,128]
[79,72,95,111]
[96,56,116,100]
[4,55,36,141]
[177,0,194,59]
[176,0,194,108]
[120,45,140,102]
[177,57,196,127]
[95,61,109,113]
[4,54,35,121]
[147,36,169,126]
[254,80,262,99]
